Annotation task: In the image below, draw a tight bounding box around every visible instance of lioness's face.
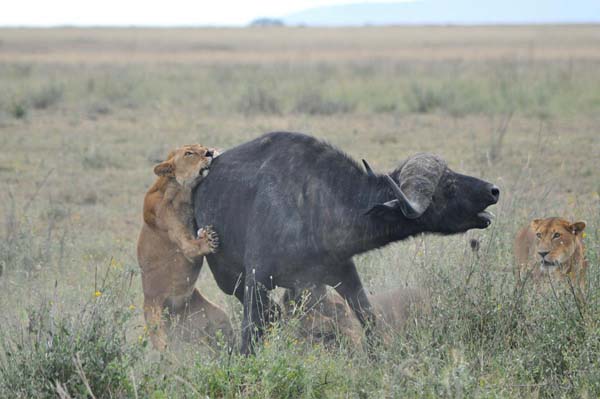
[532,218,585,269]
[154,144,218,187]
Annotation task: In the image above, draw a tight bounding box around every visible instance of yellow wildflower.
[110,258,123,270]
[94,290,102,297]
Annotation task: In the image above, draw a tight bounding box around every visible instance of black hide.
[194,132,499,353]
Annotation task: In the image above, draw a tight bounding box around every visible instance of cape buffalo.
[194,131,499,354]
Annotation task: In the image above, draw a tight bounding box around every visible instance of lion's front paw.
[197,225,219,254]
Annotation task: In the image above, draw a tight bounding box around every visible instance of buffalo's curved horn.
[384,175,422,219]
[362,159,375,177]
[397,153,447,219]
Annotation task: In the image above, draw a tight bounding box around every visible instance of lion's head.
[531,217,586,270]
[154,144,218,188]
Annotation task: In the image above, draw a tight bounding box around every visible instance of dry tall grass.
[0,26,599,398]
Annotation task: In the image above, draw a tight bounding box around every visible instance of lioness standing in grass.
[137,144,233,351]
[514,217,588,294]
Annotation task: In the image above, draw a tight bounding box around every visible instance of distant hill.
[249,18,285,27]
[282,1,600,26]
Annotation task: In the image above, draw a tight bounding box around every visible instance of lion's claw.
[197,225,219,253]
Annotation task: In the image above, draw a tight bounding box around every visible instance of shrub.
[141,324,377,398]
[0,198,46,275]
[81,147,121,170]
[9,100,27,119]
[237,86,281,115]
[87,102,112,120]
[0,283,144,398]
[30,85,64,109]
[293,91,354,115]
[404,82,449,114]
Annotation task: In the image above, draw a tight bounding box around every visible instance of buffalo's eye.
[445,182,457,198]
[536,232,542,239]
[552,232,561,239]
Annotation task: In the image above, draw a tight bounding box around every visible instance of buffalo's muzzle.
[489,184,500,204]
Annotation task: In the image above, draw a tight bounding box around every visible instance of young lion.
[283,285,429,348]
[514,217,588,293]
[137,144,233,350]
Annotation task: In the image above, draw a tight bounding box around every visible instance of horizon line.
[1,21,599,29]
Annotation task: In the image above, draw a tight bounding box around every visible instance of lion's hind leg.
[168,288,234,346]
[144,295,169,351]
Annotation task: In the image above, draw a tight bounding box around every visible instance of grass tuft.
[0,280,144,399]
[294,91,354,115]
[237,86,281,115]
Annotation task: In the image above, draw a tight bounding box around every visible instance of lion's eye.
[553,232,561,239]
[184,151,194,157]
[536,232,542,239]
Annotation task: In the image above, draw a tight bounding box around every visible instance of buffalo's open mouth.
[474,184,500,228]
[475,209,495,228]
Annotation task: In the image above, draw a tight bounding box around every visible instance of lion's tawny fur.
[284,286,429,347]
[514,217,588,294]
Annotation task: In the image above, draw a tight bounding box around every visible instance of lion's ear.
[570,221,586,235]
[165,149,177,160]
[154,160,174,177]
[531,219,543,229]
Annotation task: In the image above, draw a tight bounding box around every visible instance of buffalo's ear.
[154,160,175,177]
[365,200,400,218]
[570,221,586,235]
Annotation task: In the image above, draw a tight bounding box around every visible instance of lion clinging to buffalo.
[137,144,232,350]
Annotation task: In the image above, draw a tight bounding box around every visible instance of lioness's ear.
[165,148,177,160]
[154,160,174,177]
[570,221,586,235]
[531,219,543,229]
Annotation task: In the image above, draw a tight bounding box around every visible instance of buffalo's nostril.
[538,251,549,259]
[490,185,500,201]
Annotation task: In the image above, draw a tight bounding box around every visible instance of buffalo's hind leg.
[327,260,380,353]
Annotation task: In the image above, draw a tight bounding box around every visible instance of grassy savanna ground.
[0,25,599,397]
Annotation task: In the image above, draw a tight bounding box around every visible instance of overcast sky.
[0,0,407,26]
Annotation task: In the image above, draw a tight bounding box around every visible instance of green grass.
[0,26,599,398]
[1,60,599,120]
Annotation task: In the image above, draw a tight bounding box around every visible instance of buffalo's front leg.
[327,260,378,347]
[240,269,272,355]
